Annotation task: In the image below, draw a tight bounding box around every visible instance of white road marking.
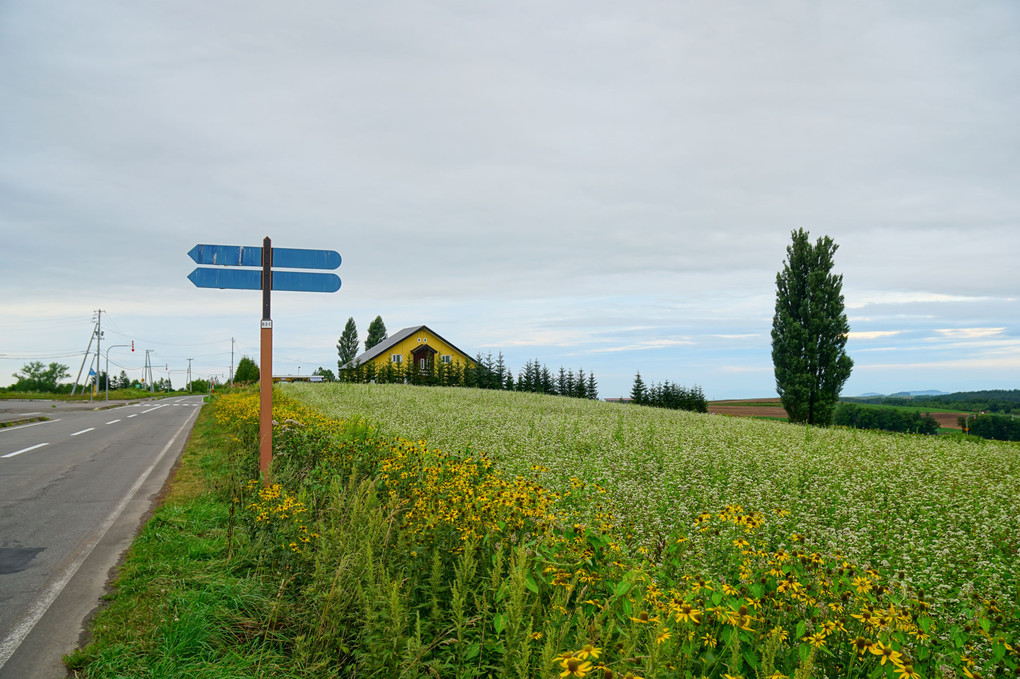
[2,442,49,459]
[106,419,121,425]
[127,414,138,418]
[141,404,167,414]
[0,419,61,434]
[0,406,201,670]
[71,428,95,437]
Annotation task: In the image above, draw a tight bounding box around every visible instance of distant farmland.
[707,397,787,420]
[709,397,969,429]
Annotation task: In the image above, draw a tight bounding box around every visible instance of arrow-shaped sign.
[188,267,341,293]
[188,244,341,270]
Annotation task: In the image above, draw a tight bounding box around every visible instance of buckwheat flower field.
[289,383,1019,626]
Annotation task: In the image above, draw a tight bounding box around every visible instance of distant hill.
[844,389,1020,415]
[852,390,946,398]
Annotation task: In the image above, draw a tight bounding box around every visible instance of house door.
[411,346,435,372]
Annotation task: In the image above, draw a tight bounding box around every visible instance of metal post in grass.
[259,237,273,481]
[187,237,342,484]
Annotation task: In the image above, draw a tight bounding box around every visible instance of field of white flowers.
[287,383,1019,624]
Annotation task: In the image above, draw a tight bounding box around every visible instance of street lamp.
[105,344,132,401]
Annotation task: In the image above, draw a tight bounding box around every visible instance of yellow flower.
[559,657,593,677]
[674,603,703,625]
[851,636,873,656]
[656,630,671,644]
[576,645,601,660]
[869,641,903,666]
[765,673,788,679]
[893,663,921,679]
[804,632,826,648]
[628,611,659,624]
[852,576,872,594]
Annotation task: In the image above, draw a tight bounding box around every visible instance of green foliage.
[365,315,387,352]
[234,356,260,383]
[834,403,940,434]
[771,228,853,425]
[638,379,707,413]
[630,371,647,404]
[336,316,359,371]
[11,360,70,392]
[851,389,1020,415]
[967,413,1020,441]
[312,367,336,382]
[77,388,1020,679]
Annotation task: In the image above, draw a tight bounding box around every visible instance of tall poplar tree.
[337,317,359,370]
[771,229,853,425]
[365,316,387,351]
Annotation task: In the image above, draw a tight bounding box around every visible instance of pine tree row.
[629,371,707,413]
[337,352,598,400]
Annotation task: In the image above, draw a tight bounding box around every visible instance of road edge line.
[0,406,201,670]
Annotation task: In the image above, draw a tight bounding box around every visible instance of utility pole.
[144,349,155,392]
[230,337,235,386]
[71,317,99,395]
[187,358,193,392]
[94,309,103,398]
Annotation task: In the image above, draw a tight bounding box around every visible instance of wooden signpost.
[188,237,342,480]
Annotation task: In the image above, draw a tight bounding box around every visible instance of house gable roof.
[343,325,475,368]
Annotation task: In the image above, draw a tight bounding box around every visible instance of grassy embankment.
[70,384,1018,678]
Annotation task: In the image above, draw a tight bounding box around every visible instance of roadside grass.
[0,416,48,428]
[65,404,306,678]
[68,388,1018,678]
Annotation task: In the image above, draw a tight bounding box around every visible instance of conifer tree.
[631,372,647,404]
[365,316,388,351]
[337,317,360,371]
[771,228,853,425]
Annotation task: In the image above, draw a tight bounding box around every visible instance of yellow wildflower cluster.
[216,391,339,444]
[378,438,562,543]
[694,504,764,533]
[245,480,317,554]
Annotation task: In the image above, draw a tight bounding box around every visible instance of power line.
[0,351,88,359]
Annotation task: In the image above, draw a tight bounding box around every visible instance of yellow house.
[342,325,476,373]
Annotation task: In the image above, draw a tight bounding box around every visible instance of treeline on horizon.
[846,389,1020,414]
[629,372,708,413]
[333,353,601,400]
[834,403,940,435]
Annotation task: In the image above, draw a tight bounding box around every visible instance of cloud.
[845,292,991,309]
[933,327,1006,340]
[847,330,903,340]
[589,338,695,353]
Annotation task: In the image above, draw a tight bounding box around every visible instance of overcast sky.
[2,1,1018,400]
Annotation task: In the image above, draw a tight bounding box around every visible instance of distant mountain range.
[853,390,947,398]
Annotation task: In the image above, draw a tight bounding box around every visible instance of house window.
[441,355,452,364]
[391,354,402,364]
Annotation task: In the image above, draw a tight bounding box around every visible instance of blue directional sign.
[188,244,341,270]
[188,267,341,293]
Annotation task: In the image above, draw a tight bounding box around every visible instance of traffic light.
[131,340,135,352]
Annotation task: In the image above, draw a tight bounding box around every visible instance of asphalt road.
[0,396,204,678]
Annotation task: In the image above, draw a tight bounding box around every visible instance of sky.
[1,1,1018,400]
